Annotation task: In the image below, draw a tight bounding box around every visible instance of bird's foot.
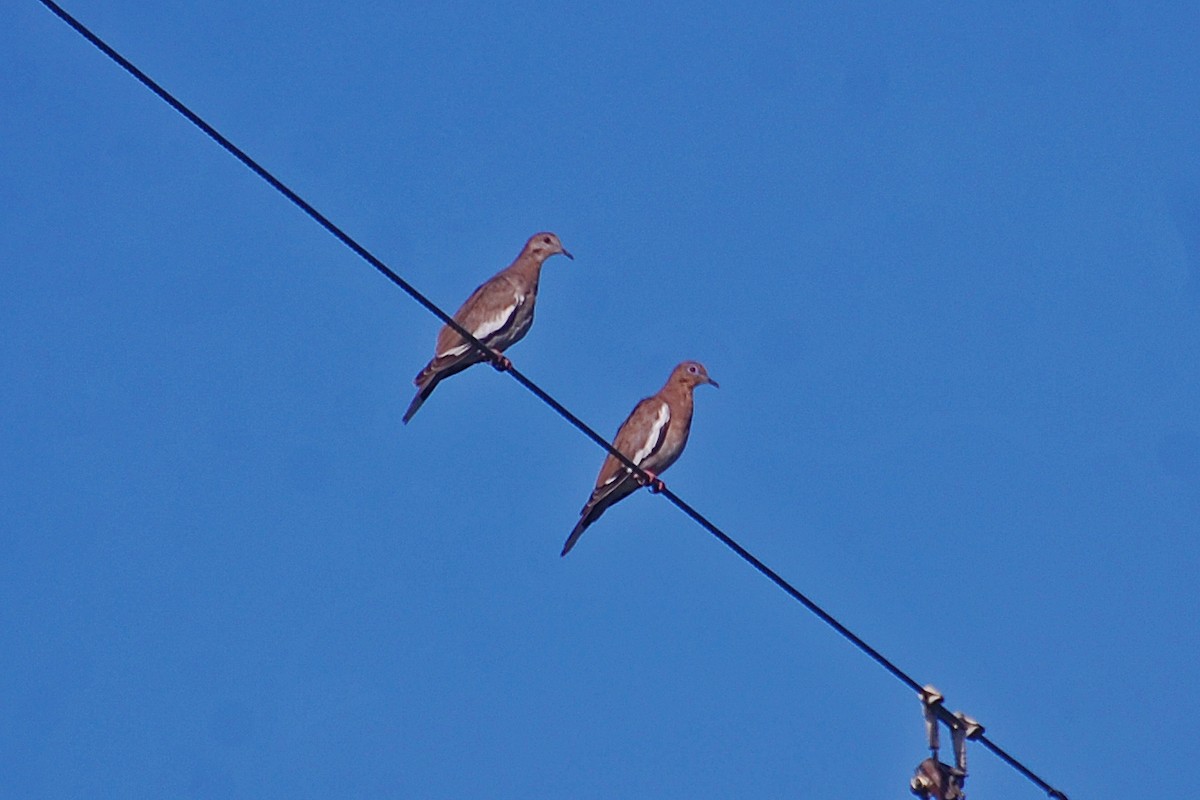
[488,350,512,372]
[638,470,666,494]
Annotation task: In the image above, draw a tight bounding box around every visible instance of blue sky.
[5,2,1199,797]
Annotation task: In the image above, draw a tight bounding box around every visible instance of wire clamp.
[910,686,975,800]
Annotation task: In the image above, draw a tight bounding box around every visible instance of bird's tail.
[402,372,441,425]
[560,505,597,557]
[413,360,437,386]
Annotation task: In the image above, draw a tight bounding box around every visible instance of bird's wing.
[586,397,671,503]
[432,275,524,362]
[561,396,671,556]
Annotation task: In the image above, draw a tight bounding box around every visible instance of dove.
[403,232,572,423]
[562,361,718,556]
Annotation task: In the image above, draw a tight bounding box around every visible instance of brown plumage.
[561,361,718,556]
[403,232,572,424]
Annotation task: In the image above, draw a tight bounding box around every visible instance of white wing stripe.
[435,296,521,359]
[631,403,670,466]
[473,300,520,341]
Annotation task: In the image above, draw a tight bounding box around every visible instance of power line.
[979,735,1067,800]
[34,2,1069,797]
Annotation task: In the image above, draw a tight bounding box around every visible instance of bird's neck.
[661,381,695,422]
[507,254,545,288]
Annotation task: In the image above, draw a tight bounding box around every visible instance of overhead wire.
[34,2,1069,797]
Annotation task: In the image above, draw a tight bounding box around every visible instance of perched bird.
[561,361,718,556]
[403,232,573,423]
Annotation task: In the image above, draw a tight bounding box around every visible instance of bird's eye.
[542,236,552,244]
[688,365,698,374]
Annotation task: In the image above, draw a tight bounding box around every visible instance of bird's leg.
[487,348,512,372]
[637,470,666,494]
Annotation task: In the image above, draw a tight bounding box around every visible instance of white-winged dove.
[403,232,573,423]
[561,361,718,556]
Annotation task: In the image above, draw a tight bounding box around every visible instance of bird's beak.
[707,376,720,388]
[561,248,574,260]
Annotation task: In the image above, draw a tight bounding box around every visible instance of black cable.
[978,735,1068,800]
[34,2,1069,797]
[660,485,925,694]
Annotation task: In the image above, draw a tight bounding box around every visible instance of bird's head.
[524,232,573,263]
[674,361,719,389]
